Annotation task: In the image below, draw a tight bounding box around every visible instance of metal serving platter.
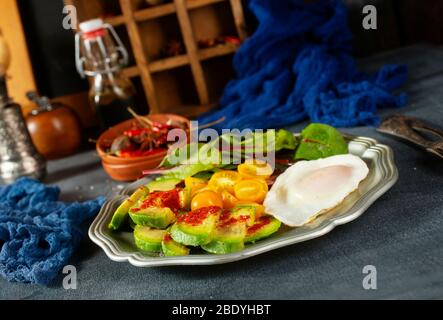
[89,135,398,267]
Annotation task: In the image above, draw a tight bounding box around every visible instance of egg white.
[264,154,369,227]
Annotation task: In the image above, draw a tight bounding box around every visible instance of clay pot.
[26,104,82,160]
[96,113,189,181]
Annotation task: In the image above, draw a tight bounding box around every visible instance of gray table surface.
[1,45,442,300]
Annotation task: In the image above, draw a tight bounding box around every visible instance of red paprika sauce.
[247,217,271,235]
[217,209,249,228]
[131,189,181,213]
[178,206,221,226]
[163,233,173,243]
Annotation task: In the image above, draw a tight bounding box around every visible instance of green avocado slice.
[170,206,221,246]
[147,178,182,192]
[129,207,176,229]
[231,205,256,226]
[161,233,190,256]
[108,186,149,230]
[201,212,246,254]
[133,226,167,252]
[245,216,281,243]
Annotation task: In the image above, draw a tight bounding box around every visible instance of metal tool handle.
[377,114,443,159]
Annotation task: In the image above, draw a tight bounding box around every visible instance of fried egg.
[264,154,369,227]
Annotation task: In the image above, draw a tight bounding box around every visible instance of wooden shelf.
[198,43,237,61]
[147,44,237,73]
[173,103,216,118]
[187,0,226,10]
[133,3,176,21]
[133,0,225,23]
[104,15,125,27]
[122,66,140,78]
[149,54,190,73]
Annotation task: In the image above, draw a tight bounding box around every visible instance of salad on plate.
[107,123,369,256]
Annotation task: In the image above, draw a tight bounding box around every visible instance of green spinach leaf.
[295,123,348,160]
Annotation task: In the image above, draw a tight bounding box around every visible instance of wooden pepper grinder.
[26,92,82,160]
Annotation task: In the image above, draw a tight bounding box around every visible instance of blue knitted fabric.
[199,0,408,130]
[0,178,105,285]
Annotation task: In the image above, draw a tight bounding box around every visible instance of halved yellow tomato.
[234,179,268,203]
[237,159,273,179]
[184,176,207,196]
[190,190,223,211]
[221,190,239,209]
[236,201,265,219]
[208,170,242,194]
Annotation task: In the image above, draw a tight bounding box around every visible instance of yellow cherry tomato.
[208,170,242,194]
[234,179,268,203]
[251,177,269,192]
[221,190,239,209]
[190,190,223,211]
[184,176,207,196]
[237,159,273,179]
[236,201,265,219]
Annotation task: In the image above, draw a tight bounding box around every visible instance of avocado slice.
[108,186,149,230]
[161,233,190,256]
[129,207,176,229]
[231,205,256,226]
[133,226,167,252]
[147,178,181,192]
[178,187,192,210]
[245,216,281,243]
[201,211,247,254]
[129,217,136,230]
[170,206,221,246]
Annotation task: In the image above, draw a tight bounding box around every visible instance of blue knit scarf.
[199,0,407,130]
[0,178,104,285]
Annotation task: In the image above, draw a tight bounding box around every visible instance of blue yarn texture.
[0,178,105,285]
[198,0,408,130]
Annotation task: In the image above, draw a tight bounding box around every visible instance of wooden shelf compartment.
[66,0,122,23]
[148,54,189,73]
[187,0,226,10]
[201,54,235,103]
[137,14,185,63]
[172,103,216,119]
[198,43,238,61]
[146,42,237,73]
[151,65,200,113]
[133,2,176,21]
[132,0,226,22]
[189,0,239,44]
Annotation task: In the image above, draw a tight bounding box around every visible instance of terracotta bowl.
[96,113,189,181]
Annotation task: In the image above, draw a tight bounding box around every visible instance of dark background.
[17,0,443,99]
